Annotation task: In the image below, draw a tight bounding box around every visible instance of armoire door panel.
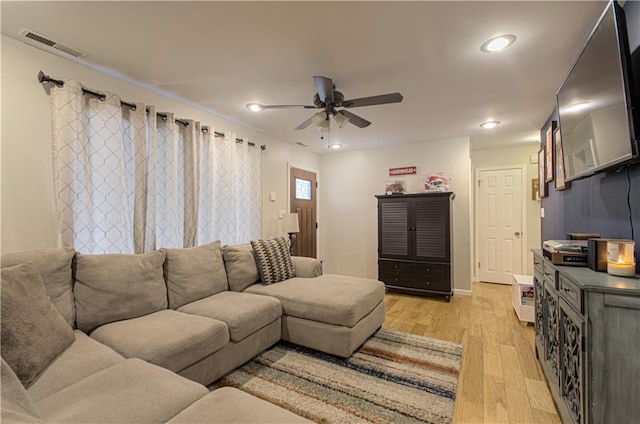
[379,201,410,258]
[414,197,449,262]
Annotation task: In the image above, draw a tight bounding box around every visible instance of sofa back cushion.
[1,263,75,388]
[161,241,229,309]
[1,248,76,327]
[222,244,260,292]
[74,251,167,333]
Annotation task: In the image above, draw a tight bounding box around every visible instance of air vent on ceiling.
[19,29,87,58]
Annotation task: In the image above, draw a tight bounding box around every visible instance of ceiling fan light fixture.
[328,143,343,150]
[246,103,264,112]
[312,111,328,126]
[318,120,331,132]
[334,113,350,128]
[481,34,517,53]
[480,120,501,129]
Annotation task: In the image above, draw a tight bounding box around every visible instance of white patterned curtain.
[197,131,261,245]
[51,80,262,253]
[52,81,145,253]
[153,113,198,249]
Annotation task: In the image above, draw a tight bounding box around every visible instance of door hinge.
[478,262,481,269]
[315,222,318,229]
[316,182,318,188]
[478,179,481,187]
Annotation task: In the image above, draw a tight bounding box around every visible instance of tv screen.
[556,1,638,182]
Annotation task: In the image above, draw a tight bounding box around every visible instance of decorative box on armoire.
[376,192,454,302]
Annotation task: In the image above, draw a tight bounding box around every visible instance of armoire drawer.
[379,260,450,292]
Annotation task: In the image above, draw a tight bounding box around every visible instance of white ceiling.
[1,1,606,154]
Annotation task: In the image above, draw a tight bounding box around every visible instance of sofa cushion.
[1,358,44,424]
[74,250,167,333]
[244,274,386,327]
[1,263,75,388]
[250,237,295,285]
[162,241,229,309]
[1,247,76,327]
[167,387,312,423]
[35,359,208,423]
[90,309,229,372]
[27,330,124,403]
[178,291,282,342]
[222,243,261,291]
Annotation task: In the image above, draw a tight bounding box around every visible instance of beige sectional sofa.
[0,239,385,423]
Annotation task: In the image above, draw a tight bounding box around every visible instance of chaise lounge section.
[1,238,385,423]
[244,274,386,357]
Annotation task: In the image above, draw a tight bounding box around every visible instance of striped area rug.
[211,328,462,424]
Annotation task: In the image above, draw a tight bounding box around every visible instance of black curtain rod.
[154,112,190,127]
[152,112,263,149]
[39,71,138,111]
[38,71,266,150]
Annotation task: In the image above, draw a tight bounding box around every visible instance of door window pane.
[295,178,312,200]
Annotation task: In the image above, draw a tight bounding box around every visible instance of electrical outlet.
[278,210,285,219]
[541,207,545,218]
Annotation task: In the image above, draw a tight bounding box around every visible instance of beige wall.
[1,35,319,253]
[319,137,473,292]
[3,36,530,296]
[471,143,541,276]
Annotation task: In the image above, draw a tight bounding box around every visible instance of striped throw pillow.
[250,237,296,285]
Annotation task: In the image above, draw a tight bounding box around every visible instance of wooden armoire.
[376,192,454,301]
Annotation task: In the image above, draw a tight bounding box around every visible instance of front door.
[290,167,317,258]
[477,167,523,284]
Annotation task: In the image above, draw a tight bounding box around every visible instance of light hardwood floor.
[382,282,561,424]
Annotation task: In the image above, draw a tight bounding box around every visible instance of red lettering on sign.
[389,166,417,176]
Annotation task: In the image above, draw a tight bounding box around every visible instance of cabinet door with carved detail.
[544,283,560,384]
[534,274,545,358]
[560,298,585,424]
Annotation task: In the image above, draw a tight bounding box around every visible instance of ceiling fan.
[246,76,403,131]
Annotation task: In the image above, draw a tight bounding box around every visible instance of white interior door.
[477,167,524,284]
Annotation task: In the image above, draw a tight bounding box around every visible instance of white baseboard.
[453,288,472,296]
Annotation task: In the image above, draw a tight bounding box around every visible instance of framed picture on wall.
[545,121,556,182]
[538,149,547,198]
[554,128,570,191]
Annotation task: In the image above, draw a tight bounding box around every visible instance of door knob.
[515,231,521,238]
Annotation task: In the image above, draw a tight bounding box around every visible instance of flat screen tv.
[556,1,639,182]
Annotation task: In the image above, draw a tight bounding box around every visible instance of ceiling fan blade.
[342,93,403,108]
[261,104,317,110]
[338,110,371,128]
[294,115,315,130]
[313,76,334,104]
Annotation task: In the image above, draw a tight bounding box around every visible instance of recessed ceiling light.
[480,34,517,53]
[328,143,343,150]
[246,103,264,112]
[564,101,590,113]
[480,120,501,129]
